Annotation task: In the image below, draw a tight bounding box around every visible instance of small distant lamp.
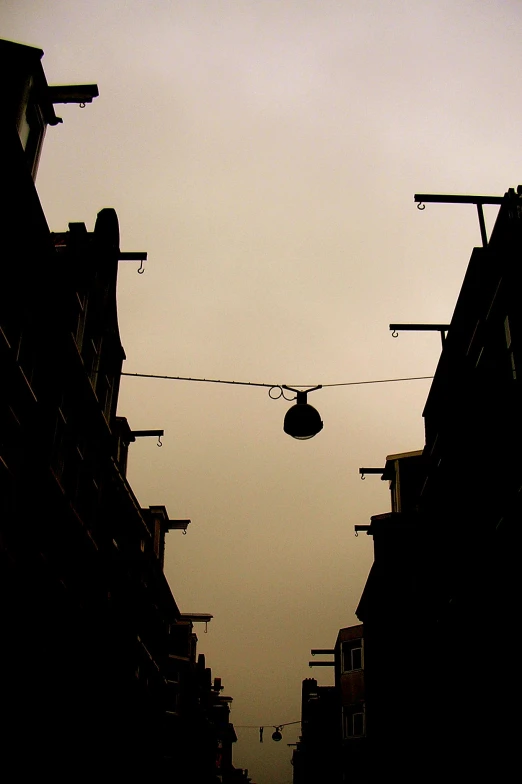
[283,386,323,440]
[272,727,283,742]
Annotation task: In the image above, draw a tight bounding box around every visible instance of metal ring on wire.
[281,388,296,401]
[268,386,297,401]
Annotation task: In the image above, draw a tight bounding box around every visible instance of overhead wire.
[121,372,434,388]
[235,721,301,729]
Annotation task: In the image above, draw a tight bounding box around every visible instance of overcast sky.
[3,1,522,781]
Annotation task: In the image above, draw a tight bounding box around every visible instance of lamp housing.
[283,390,323,440]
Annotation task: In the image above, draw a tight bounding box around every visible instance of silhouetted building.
[335,625,367,784]
[356,452,431,783]
[356,188,522,783]
[169,650,240,784]
[0,38,238,782]
[294,624,366,784]
[292,678,340,784]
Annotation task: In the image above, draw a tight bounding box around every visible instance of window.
[342,640,363,672]
[85,335,102,387]
[18,95,46,178]
[343,706,365,738]
[505,316,516,380]
[74,291,88,353]
[352,712,364,737]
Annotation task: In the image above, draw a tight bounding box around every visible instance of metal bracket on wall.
[180,613,213,633]
[389,323,451,348]
[167,519,191,536]
[130,429,164,446]
[359,467,385,480]
[310,649,335,655]
[414,193,504,247]
[119,251,148,273]
[48,84,99,104]
[308,661,335,667]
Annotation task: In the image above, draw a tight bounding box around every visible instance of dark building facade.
[292,677,340,784]
[356,188,522,783]
[294,624,366,784]
[356,453,431,783]
[336,625,367,784]
[0,38,238,782]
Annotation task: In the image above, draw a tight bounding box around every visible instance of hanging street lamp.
[282,385,323,440]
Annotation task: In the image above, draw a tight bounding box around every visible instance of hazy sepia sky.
[3,2,522,781]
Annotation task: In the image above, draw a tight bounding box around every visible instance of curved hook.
[79,102,86,109]
[268,386,296,401]
[392,330,398,338]
[137,259,145,274]
[360,473,365,480]
[157,435,163,447]
[355,530,359,537]
[182,528,187,536]
[281,388,296,401]
[417,202,425,211]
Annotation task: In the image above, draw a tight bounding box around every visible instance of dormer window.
[1,38,98,180]
[17,85,47,178]
[342,640,364,672]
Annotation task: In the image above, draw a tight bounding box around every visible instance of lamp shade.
[283,391,323,440]
[272,729,283,742]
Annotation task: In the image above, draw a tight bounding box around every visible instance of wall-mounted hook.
[130,429,164,445]
[167,519,191,535]
[389,323,450,347]
[180,612,213,631]
[413,193,504,247]
[359,467,385,479]
[360,473,366,480]
[79,102,86,108]
[118,251,148,272]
